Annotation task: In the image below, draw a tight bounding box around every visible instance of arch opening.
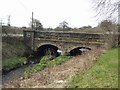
[36,44,61,57]
[69,47,91,56]
[27,44,62,64]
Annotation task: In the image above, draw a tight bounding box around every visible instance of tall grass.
[68,47,118,88]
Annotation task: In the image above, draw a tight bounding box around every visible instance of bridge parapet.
[34,31,105,42]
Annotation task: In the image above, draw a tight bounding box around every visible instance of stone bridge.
[24,30,106,54]
[23,30,107,55]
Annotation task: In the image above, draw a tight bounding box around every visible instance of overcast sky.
[0,0,98,28]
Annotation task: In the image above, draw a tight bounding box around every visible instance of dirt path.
[3,48,106,88]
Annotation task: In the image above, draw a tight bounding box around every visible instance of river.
[2,65,27,84]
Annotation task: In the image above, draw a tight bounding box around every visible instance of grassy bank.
[68,47,118,88]
[2,37,26,60]
[2,36,27,71]
[2,57,27,71]
[24,55,72,77]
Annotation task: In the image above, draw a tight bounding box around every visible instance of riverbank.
[2,36,26,60]
[3,48,104,88]
[68,47,118,88]
[2,36,28,73]
[2,57,27,74]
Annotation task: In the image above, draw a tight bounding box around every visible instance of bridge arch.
[36,44,62,57]
[68,47,91,56]
[66,45,92,53]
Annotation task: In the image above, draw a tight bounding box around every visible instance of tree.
[91,0,119,47]
[59,21,69,29]
[29,19,43,30]
[81,25,92,29]
[99,20,118,34]
[99,20,118,47]
[99,20,113,31]
[92,0,119,21]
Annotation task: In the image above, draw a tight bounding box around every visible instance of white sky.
[0,0,98,28]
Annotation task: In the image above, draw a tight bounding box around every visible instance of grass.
[23,55,72,78]
[2,57,27,70]
[2,37,26,60]
[68,47,118,88]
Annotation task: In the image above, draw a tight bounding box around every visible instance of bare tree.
[91,0,119,48]
[92,0,119,21]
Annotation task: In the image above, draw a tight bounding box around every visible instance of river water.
[2,65,27,84]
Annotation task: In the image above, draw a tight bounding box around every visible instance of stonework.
[23,30,106,54]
